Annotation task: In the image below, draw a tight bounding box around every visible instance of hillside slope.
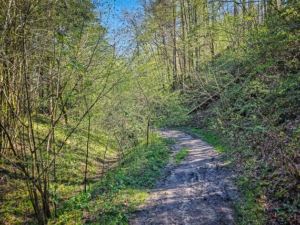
[187,15,300,224]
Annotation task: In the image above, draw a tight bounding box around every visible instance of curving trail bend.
[129,129,239,225]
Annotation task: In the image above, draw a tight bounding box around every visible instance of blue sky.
[97,0,141,54]
[98,0,140,31]
[114,0,139,10]
[93,0,142,55]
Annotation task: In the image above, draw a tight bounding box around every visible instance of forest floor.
[129,129,239,225]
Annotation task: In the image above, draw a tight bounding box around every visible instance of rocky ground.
[129,129,239,225]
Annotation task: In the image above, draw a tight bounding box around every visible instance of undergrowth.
[189,128,227,152]
[48,135,171,224]
[187,12,300,224]
[0,118,113,224]
[174,147,189,164]
[234,176,266,225]
[0,114,171,225]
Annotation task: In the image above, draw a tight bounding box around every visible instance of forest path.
[129,129,239,225]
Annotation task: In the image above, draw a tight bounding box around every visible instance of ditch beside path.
[129,129,239,225]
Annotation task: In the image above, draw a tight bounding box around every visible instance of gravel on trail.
[129,129,239,225]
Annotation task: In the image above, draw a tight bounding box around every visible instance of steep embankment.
[186,23,300,224]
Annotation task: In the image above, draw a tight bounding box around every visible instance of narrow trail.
[129,129,239,225]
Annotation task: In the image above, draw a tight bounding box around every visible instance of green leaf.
[60,51,70,56]
[77,64,86,71]
[84,81,93,87]
[124,110,130,115]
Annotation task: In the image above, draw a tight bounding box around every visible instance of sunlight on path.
[129,129,239,225]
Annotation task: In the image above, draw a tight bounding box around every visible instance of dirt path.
[129,129,239,225]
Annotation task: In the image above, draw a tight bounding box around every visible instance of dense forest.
[0,0,299,224]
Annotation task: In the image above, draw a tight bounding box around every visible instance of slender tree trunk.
[172,0,178,90]
[84,114,91,192]
[263,0,267,21]
[180,0,187,89]
[194,6,199,72]
[146,117,150,147]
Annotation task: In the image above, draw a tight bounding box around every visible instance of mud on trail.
[129,129,239,225]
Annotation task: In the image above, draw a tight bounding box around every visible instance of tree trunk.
[172,0,178,90]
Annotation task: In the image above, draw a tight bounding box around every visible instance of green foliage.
[174,147,189,164]
[189,128,227,152]
[2,0,300,224]
[47,134,170,224]
[87,136,170,224]
[234,176,266,225]
[154,93,191,127]
[0,182,33,224]
[188,7,300,222]
[164,138,177,145]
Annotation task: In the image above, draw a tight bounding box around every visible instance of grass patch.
[189,128,227,152]
[1,113,171,224]
[174,147,189,164]
[48,134,171,224]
